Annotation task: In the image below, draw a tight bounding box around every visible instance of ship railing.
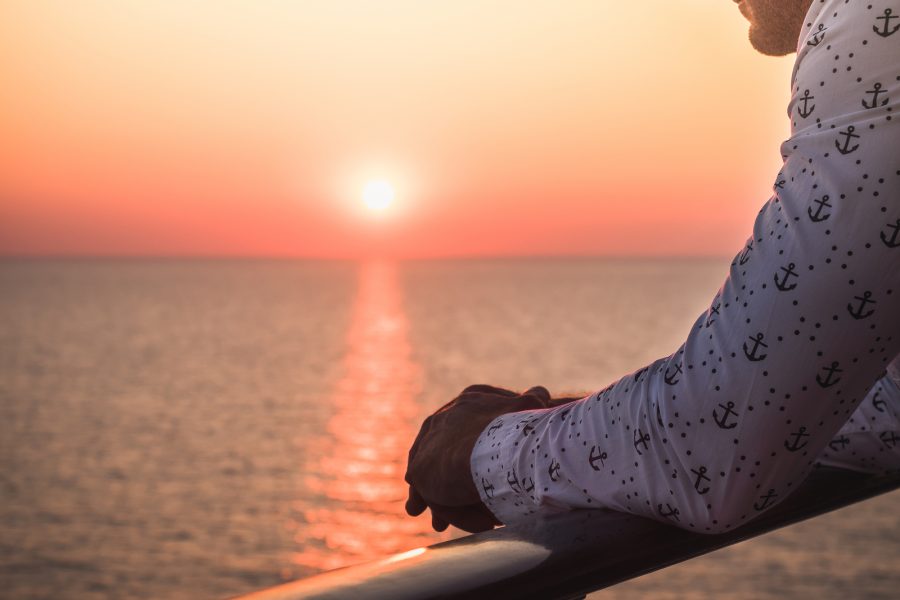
[232,467,900,600]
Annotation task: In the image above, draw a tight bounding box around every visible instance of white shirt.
[471,0,900,533]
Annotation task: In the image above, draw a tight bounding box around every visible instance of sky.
[0,0,797,259]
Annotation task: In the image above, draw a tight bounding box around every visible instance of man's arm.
[408,0,900,534]
[468,0,900,532]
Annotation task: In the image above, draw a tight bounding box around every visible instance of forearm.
[474,242,899,533]
[473,267,899,534]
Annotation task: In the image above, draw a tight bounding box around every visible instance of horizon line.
[0,252,734,262]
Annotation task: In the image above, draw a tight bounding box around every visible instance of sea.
[0,258,897,600]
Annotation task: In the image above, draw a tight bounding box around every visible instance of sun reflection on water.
[292,261,443,572]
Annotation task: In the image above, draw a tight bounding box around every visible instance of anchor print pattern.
[816,362,843,388]
[875,8,900,36]
[713,401,740,430]
[808,23,828,46]
[706,300,721,327]
[691,467,711,495]
[798,89,817,118]
[548,459,561,482]
[848,292,876,320]
[754,490,779,512]
[471,0,900,534]
[774,263,800,291]
[743,333,769,362]
[863,83,889,109]
[507,469,521,493]
[784,427,811,452]
[807,195,833,223]
[835,126,861,154]
[828,435,850,452]
[664,362,683,385]
[882,219,900,248]
[589,446,608,470]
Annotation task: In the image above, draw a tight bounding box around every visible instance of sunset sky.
[0,0,796,259]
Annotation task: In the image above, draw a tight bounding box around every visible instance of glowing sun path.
[293,261,445,573]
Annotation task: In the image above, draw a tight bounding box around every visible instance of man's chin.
[748,26,797,57]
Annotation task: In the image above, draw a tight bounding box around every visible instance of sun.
[362,180,395,213]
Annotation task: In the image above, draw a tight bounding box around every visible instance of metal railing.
[233,468,900,600]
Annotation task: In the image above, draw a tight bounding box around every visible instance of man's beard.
[745,0,813,56]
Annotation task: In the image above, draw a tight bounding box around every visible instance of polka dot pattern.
[471,0,900,534]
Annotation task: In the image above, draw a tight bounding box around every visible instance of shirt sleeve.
[816,356,900,474]
[470,0,900,534]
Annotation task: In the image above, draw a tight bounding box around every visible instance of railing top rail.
[233,468,900,600]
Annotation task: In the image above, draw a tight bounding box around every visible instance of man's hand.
[404,384,553,533]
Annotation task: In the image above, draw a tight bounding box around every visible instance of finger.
[405,485,428,517]
[460,384,519,397]
[404,417,432,484]
[522,386,551,405]
[429,503,499,534]
[431,511,450,532]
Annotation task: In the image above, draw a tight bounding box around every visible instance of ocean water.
[0,258,896,600]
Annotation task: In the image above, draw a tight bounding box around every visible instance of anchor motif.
[847,291,876,320]
[874,8,900,37]
[808,23,827,46]
[754,489,778,511]
[828,435,850,452]
[658,503,680,522]
[664,362,683,386]
[522,476,535,493]
[548,459,561,482]
[507,469,522,493]
[816,361,843,388]
[589,446,608,471]
[880,431,900,449]
[774,177,786,190]
[743,332,769,362]
[797,89,816,118]
[784,427,811,452]
[881,219,900,248]
[691,466,711,495]
[739,241,754,266]
[487,420,504,435]
[808,195,833,223]
[873,390,887,413]
[522,421,535,436]
[713,401,739,430]
[862,83,889,109]
[774,263,799,291]
[634,367,649,382]
[835,126,860,155]
[706,302,720,327]
[656,403,665,428]
[633,428,650,456]
[482,478,495,499]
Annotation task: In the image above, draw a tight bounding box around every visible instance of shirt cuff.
[470,408,563,525]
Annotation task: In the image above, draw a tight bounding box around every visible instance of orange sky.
[0,1,796,259]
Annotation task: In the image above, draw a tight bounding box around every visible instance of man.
[406,0,900,534]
